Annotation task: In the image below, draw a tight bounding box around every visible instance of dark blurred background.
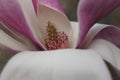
[59,0,120,27]
[0,0,120,72]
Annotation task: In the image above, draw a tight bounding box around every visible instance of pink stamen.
[45,22,70,50]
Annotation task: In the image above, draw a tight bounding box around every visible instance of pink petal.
[0,0,45,50]
[32,0,38,14]
[77,0,120,48]
[80,23,120,49]
[0,45,18,54]
[95,26,120,48]
[0,23,37,54]
[32,0,64,14]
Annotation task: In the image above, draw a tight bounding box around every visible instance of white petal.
[37,4,73,47]
[18,0,46,50]
[0,49,111,80]
[70,21,79,48]
[88,39,120,69]
[0,29,35,51]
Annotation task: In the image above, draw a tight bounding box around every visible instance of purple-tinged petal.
[39,0,64,13]
[80,24,120,49]
[17,0,47,50]
[32,0,64,14]
[0,22,39,51]
[77,0,120,48]
[0,0,45,50]
[0,25,36,53]
[32,0,38,14]
[0,45,18,54]
[95,26,120,48]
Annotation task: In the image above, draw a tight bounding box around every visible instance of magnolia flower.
[0,0,120,80]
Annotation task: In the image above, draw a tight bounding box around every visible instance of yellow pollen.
[45,21,70,50]
[46,22,58,41]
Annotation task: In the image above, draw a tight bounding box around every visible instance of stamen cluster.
[45,22,70,50]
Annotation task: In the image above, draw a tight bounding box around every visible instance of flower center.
[45,22,70,50]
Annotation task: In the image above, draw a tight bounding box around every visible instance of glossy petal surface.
[77,0,120,48]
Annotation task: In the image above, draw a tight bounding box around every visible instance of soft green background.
[0,0,120,72]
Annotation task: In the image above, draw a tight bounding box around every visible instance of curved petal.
[0,23,38,54]
[105,61,120,80]
[0,0,45,50]
[88,39,120,70]
[80,23,120,48]
[89,39,120,79]
[32,0,64,14]
[18,0,74,50]
[0,49,112,80]
[70,21,79,48]
[0,29,35,53]
[32,0,74,49]
[77,0,120,48]
[32,0,38,14]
